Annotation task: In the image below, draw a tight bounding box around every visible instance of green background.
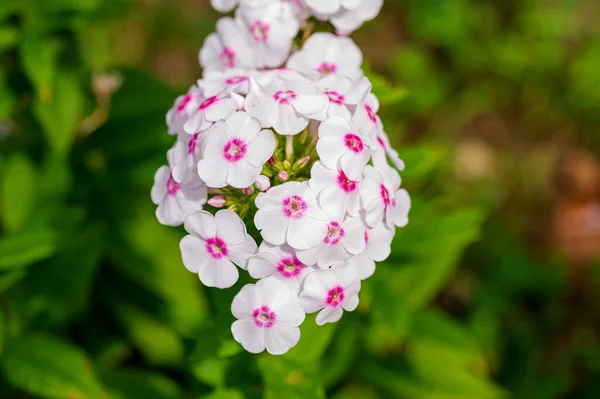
[1,0,600,398]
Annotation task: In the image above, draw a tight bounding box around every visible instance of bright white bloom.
[168,131,205,184]
[231,277,305,354]
[317,115,372,181]
[352,92,381,139]
[183,92,240,134]
[166,86,203,135]
[348,220,394,280]
[296,215,365,268]
[360,165,411,229]
[180,210,257,288]
[211,0,239,13]
[254,181,329,250]
[308,161,361,219]
[200,18,257,74]
[151,166,207,227]
[304,0,361,17]
[197,112,276,188]
[287,33,363,81]
[245,77,326,135]
[331,0,384,34]
[299,264,360,325]
[199,69,254,97]
[236,1,299,68]
[248,242,311,292]
[372,128,406,171]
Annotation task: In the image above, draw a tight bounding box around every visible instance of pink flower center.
[365,104,377,124]
[200,96,218,110]
[324,221,345,245]
[282,195,308,219]
[325,90,345,105]
[337,170,358,193]
[220,47,236,68]
[276,256,303,278]
[166,174,180,197]
[223,138,248,162]
[177,94,193,113]
[205,237,228,259]
[188,132,200,155]
[225,76,248,85]
[317,62,337,75]
[344,133,364,153]
[253,305,276,328]
[250,21,270,42]
[273,90,297,105]
[326,286,345,307]
[380,184,391,208]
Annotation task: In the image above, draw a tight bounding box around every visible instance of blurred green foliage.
[0,0,599,398]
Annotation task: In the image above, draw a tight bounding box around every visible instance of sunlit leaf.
[0,228,57,270]
[100,369,185,399]
[1,154,36,232]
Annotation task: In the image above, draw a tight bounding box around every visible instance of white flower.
[197,112,276,188]
[236,1,299,68]
[151,165,207,227]
[352,92,381,140]
[245,77,326,135]
[371,128,406,172]
[317,115,372,181]
[254,181,329,250]
[231,277,305,354]
[287,33,363,81]
[211,0,239,13]
[299,264,360,325]
[168,131,205,184]
[248,242,311,292]
[296,215,365,268]
[180,210,258,288]
[348,220,394,280]
[199,69,254,97]
[331,0,383,34]
[308,161,361,219]
[303,0,361,17]
[166,86,203,135]
[360,165,411,229]
[200,18,257,74]
[183,92,240,135]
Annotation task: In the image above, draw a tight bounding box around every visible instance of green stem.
[285,135,294,163]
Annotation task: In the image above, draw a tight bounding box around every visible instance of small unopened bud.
[278,171,289,182]
[242,186,254,196]
[208,195,226,208]
[255,175,271,192]
[295,156,311,169]
[268,156,276,165]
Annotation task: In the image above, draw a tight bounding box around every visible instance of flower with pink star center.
[188,132,200,155]
[344,133,364,153]
[166,174,181,196]
[205,236,229,259]
[273,90,297,105]
[200,96,219,110]
[318,62,337,75]
[219,47,236,68]
[282,195,307,219]
[380,184,391,208]
[325,90,345,105]
[225,76,248,86]
[223,138,248,162]
[250,21,270,42]
[177,94,193,113]
[365,104,378,124]
[326,286,345,307]
[324,222,345,245]
[337,170,358,193]
[276,256,303,278]
[253,305,277,328]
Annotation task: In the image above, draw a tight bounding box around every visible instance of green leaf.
[0,228,57,270]
[1,336,107,398]
[284,313,336,364]
[100,369,184,399]
[0,309,4,357]
[200,389,245,399]
[0,27,19,52]
[1,154,37,232]
[364,64,408,106]
[259,356,326,399]
[34,72,85,158]
[0,70,15,118]
[0,270,26,294]
[20,35,60,101]
[398,145,448,180]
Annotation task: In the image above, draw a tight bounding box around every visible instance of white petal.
[342,294,359,312]
[151,166,170,204]
[227,160,262,189]
[340,151,366,181]
[225,111,258,142]
[349,252,376,280]
[156,195,185,226]
[256,277,291,311]
[184,211,217,239]
[273,104,309,136]
[215,209,247,245]
[392,189,411,228]
[245,130,276,167]
[287,216,328,250]
[275,296,305,327]
[204,97,239,122]
[232,319,266,354]
[229,235,258,269]
[248,252,278,279]
[180,235,209,273]
[341,216,366,255]
[265,325,300,355]
[245,92,279,128]
[197,157,230,188]
[255,210,289,246]
[316,137,345,170]
[318,185,347,219]
[299,269,335,312]
[198,258,239,289]
[292,94,328,116]
[231,284,260,319]
[316,306,343,326]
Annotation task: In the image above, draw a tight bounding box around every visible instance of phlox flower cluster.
[152,0,410,355]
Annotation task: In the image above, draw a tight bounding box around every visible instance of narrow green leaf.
[284,313,336,364]
[0,27,19,52]
[200,389,245,399]
[20,35,60,101]
[100,369,184,399]
[1,154,37,232]
[1,336,107,399]
[259,356,326,399]
[0,270,26,294]
[0,228,57,270]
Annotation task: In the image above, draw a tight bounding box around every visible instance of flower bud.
[208,195,226,208]
[242,186,254,196]
[255,175,271,192]
[293,156,311,171]
[277,171,289,182]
